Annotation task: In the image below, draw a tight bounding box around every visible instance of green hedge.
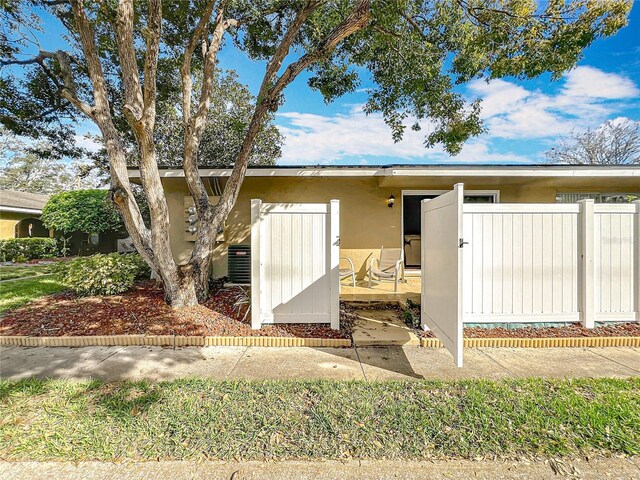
[55,253,150,296]
[0,238,60,262]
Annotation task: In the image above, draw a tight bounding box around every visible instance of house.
[0,190,51,239]
[128,164,640,282]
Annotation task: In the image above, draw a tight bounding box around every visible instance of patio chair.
[339,256,356,288]
[368,246,405,292]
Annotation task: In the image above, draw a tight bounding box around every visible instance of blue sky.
[46,3,640,166]
[267,5,640,165]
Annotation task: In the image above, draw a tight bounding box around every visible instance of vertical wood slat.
[251,199,262,329]
[463,205,581,320]
[580,200,595,328]
[251,200,339,329]
[593,204,637,316]
[463,201,637,325]
[635,201,640,322]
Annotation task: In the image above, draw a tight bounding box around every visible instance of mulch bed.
[419,321,640,339]
[390,302,640,338]
[0,281,353,339]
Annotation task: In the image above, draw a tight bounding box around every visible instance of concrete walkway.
[352,309,420,346]
[1,457,639,479]
[1,345,639,381]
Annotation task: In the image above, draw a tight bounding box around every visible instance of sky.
[270,5,640,166]
[38,2,640,166]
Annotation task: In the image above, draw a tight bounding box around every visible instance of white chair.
[368,246,405,292]
[339,256,356,288]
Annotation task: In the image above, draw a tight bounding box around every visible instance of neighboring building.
[0,190,51,239]
[127,164,640,279]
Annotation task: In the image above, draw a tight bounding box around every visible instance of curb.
[0,335,352,348]
[420,336,640,348]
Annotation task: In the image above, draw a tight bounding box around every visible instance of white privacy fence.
[250,199,340,330]
[593,204,639,323]
[462,200,640,326]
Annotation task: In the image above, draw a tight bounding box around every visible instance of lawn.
[0,263,56,281]
[0,378,638,461]
[0,276,67,313]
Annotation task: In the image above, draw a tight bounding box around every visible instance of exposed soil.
[0,281,354,339]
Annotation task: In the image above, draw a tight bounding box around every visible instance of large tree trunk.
[64,0,369,309]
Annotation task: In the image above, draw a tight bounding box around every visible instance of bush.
[41,190,124,236]
[0,237,60,262]
[56,253,150,296]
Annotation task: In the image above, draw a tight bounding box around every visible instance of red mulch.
[0,281,353,339]
[419,323,640,338]
[393,303,640,338]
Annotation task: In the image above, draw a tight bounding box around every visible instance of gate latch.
[459,238,469,248]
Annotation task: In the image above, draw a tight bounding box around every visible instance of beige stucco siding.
[162,175,639,279]
[0,212,26,239]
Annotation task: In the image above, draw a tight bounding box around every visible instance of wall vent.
[228,244,251,284]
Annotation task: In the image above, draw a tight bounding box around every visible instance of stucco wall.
[162,176,638,279]
[0,212,26,239]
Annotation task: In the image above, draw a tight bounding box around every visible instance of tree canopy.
[546,118,640,165]
[0,0,632,306]
[41,190,124,235]
[0,129,101,193]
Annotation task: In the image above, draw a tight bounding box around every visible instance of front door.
[421,184,464,367]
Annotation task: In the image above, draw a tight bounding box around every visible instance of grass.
[0,378,638,461]
[0,264,56,281]
[0,276,66,313]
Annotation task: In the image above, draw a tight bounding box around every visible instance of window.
[556,193,639,203]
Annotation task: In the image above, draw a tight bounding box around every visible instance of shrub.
[41,190,124,236]
[56,253,150,296]
[0,237,60,262]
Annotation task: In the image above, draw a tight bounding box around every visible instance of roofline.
[127,164,640,179]
[0,206,43,215]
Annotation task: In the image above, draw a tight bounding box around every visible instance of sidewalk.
[1,457,639,480]
[1,345,638,381]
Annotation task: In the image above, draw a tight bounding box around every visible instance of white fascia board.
[127,166,640,179]
[130,168,385,178]
[387,167,640,177]
[0,206,43,215]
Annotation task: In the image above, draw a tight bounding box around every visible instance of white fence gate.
[421,184,464,367]
[421,185,640,366]
[250,199,340,330]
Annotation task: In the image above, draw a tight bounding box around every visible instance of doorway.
[401,189,498,271]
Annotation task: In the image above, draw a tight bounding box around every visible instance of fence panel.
[463,204,582,324]
[251,200,340,329]
[462,202,639,325]
[594,204,638,321]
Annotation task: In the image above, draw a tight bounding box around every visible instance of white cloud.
[277,106,530,165]
[562,66,639,99]
[467,66,639,140]
[74,134,102,152]
[276,66,639,165]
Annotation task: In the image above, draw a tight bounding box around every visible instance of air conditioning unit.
[227,244,251,284]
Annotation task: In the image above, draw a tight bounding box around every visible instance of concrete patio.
[339,276,421,303]
[1,345,638,382]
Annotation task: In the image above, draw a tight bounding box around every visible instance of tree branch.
[212,0,371,244]
[69,0,156,271]
[115,0,144,127]
[182,1,236,213]
[181,0,217,126]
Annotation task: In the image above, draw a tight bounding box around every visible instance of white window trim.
[400,189,500,274]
